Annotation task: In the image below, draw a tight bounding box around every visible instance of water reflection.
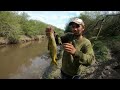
[0,38,48,79]
[9,53,51,79]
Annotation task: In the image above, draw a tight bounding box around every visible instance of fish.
[48,31,58,65]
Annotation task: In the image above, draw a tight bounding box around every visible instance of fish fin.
[55,57,58,60]
[54,61,58,65]
[53,56,58,65]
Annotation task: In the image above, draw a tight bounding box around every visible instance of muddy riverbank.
[0,35,46,45]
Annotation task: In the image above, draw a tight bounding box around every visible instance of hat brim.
[69,22,80,26]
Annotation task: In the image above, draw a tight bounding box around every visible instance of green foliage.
[102,36,120,56]
[54,27,64,36]
[64,24,72,33]
[93,40,112,62]
[0,11,64,42]
[0,11,22,37]
[100,16,120,37]
[8,33,20,44]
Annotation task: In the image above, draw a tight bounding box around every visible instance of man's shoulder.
[83,37,91,45]
[83,37,90,42]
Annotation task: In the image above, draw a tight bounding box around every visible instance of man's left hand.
[63,43,76,55]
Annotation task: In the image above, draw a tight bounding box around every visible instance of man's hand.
[63,43,76,55]
[45,26,54,37]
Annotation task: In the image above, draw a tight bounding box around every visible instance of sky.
[18,11,83,30]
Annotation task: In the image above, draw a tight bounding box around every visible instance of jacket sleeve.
[73,41,95,65]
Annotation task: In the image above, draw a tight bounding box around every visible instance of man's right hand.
[45,26,54,37]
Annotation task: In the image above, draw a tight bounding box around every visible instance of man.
[45,18,96,79]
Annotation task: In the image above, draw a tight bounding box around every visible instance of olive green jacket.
[59,33,96,76]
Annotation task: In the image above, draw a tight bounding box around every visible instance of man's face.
[70,23,84,36]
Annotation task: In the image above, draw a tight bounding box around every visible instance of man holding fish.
[45,18,96,79]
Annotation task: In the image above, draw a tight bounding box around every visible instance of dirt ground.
[82,53,120,79]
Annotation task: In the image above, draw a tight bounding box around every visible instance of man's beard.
[73,33,81,39]
[74,32,81,37]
